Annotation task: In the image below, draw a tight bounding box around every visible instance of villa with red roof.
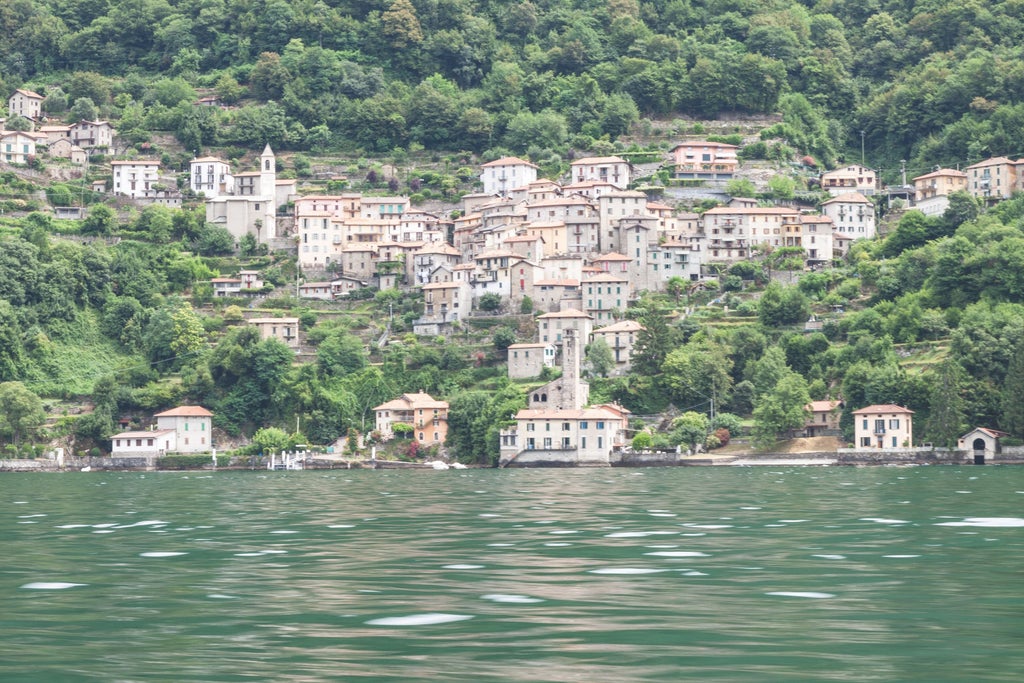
[852,404,913,450]
[110,406,214,457]
[374,393,449,443]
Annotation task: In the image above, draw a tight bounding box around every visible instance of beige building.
[71,120,114,150]
[820,165,877,196]
[964,157,1019,201]
[0,131,37,164]
[507,342,557,379]
[670,141,739,179]
[481,156,540,196]
[374,392,449,444]
[48,138,87,164]
[538,309,594,345]
[853,404,914,450]
[912,168,968,217]
[570,156,631,189]
[249,317,300,348]
[500,329,628,466]
[591,320,643,375]
[583,272,629,323]
[803,400,842,437]
[154,405,214,453]
[8,89,44,119]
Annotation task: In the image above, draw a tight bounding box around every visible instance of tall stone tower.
[259,144,277,239]
[560,328,588,410]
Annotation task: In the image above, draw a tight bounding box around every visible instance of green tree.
[81,204,117,235]
[751,372,811,449]
[493,327,517,351]
[670,411,709,452]
[586,337,615,378]
[381,0,423,49]
[69,97,98,123]
[251,426,291,454]
[478,292,502,312]
[1001,342,1024,439]
[0,382,46,450]
[662,338,734,410]
[725,178,756,197]
[925,358,967,447]
[317,330,368,378]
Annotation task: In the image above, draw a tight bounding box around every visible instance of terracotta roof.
[806,400,842,412]
[481,156,539,169]
[154,406,213,418]
[537,310,592,319]
[585,272,629,283]
[534,279,579,286]
[594,320,644,333]
[515,407,626,420]
[822,192,872,205]
[852,404,914,415]
[913,168,967,182]
[374,392,448,411]
[571,156,628,165]
[508,342,552,349]
[671,141,738,150]
[13,88,44,99]
[592,252,632,261]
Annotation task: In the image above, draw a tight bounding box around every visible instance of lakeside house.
[373,392,449,443]
[852,404,914,450]
[110,405,213,457]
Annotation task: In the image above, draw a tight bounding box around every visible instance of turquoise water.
[2,467,1022,682]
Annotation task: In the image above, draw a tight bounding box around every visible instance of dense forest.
[6,0,1024,176]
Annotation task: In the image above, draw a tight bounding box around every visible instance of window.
[889,419,900,429]
[596,421,605,429]
[580,421,588,430]
[563,422,571,431]
[892,436,898,448]
[861,437,871,447]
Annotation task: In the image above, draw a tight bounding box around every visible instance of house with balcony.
[70,120,114,151]
[781,215,835,266]
[415,280,472,335]
[189,156,235,197]
[821,193,875,239]
[249,317,300,349]
[912,168,967,217]
[853,404,914,450]
[111,159,160,199]
[211,277,242,297]
[374,392,449,443]
[670,141,739,180]
[203,145,280,241]
[820,165,877,196]
[964,156,1019,201]
[569,156,631,190]
[591,320,643,375]
[481,156,540,196]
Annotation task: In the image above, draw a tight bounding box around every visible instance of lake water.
[2,466,1022,682]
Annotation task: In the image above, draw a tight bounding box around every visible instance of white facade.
[111,160,160,199]
[190,156,234,197]
[821,193,875,239]
[570,156,631,190]
[481,156,539,196]
[9,89,44,119]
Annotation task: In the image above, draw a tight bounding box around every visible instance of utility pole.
[860,130,866,166]
[900,159,907,187]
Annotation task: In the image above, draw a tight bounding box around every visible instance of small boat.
[80,466,92,472]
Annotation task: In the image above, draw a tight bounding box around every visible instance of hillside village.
[2,86,1024,468]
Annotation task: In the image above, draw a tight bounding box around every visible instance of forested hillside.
[5,0,1024,463]
[5,0,1024,176]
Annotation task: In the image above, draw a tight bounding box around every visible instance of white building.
[570,156,631,190]
[110,405,214,457]
[190,156,235,197]
[111,160,160,199]
[820,193,875,239]
[481,156,540,196]
[204,144,279,241]
[8,89,44,120]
